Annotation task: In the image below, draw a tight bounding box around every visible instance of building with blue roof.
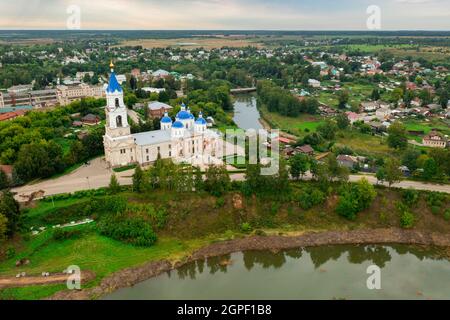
[103,62,222,168]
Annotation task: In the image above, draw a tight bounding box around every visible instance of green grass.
[0,284,66,300]
[113,164,137,173]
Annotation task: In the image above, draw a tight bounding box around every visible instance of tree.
[0,170,10,190]
[336,178,376,220]
[437,88,449,108]
[132,166,144,192]
[204,165,230,197]
[0,213,7,242]
[387,121,408,150]
[423,158,438,180]
[0,191,20,237]
[289,154,309,179]
[371,89,380,101]
[336,113,350,130]
[108,174,121,194]
[376,167,386,185]
[337,90,349,109]
[317,119,338,140]
[384,158,402,187]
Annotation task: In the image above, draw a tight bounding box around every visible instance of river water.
[103,245,450,300]
[232,94,263,131]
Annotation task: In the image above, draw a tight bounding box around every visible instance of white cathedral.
[103,62,223,168]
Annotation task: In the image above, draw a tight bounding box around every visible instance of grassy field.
[260,107,325,137]
[116,37,264,49]
[335,130,394,158]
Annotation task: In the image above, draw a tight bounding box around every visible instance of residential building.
[148,101,173,118]
[423,131,447,148]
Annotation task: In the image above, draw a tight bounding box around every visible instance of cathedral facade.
[103,63,222,168]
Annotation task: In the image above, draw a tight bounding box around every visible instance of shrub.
[402,189,419,207]
[98,213,157,247]
[426,192,446,209]
[52,228,82,241]
[215,197,225,209]
[240,222,252,233]
[400,211,415,229]
[336,178,376,220]
[431,206,441,215]
[298,188,325,210]
[444,210,450,221]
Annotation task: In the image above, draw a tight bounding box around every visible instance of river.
[232,94,263,131]
[103,245,450,300]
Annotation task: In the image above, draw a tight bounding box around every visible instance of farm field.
[116,37,264,49]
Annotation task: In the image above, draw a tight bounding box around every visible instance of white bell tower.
[103,61,135,168]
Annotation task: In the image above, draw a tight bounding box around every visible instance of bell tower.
[103,61,135,167]
[105,61,130,138]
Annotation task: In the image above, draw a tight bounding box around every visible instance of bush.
[298,188,325,210]
[240,222,253,233]
[402,189,419,207]
[400,211,415,229]
[52,228,82,241]
[215,197,225,209]
[444,210,450,221]
[431,206,441,215]
[336,179,377,220]
[98,213,157,247]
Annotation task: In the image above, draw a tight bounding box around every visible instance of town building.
[103,63,222,168]
[148,101,173,118]
[56,83,105,106]
[423,131,448,148]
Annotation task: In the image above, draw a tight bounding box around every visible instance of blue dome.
[176,110,191,120]
[172,121,184,129]
[161,116,172,123]
[195,117,207,125]
[106,71,123,93]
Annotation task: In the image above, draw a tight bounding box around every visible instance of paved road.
[12,158,450,201]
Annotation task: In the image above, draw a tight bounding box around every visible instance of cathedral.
[103,62,223,168]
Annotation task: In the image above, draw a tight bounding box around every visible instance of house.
[336,155,359,169]
[360,101,379,112]
[72,121,83,127]
[308,79,321,88]
[81,114,100,125]
[296,145,314,156]
[152,69,170,79]
[148,101,173,118]
[346,111,361,124]
[0,109,27,122]
[423,131,447,148]
[0,164,13,180]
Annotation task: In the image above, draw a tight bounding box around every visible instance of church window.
[169,151,171,157]
[116,115,123,127]
[146,156,149,162]
[115,98,120,108]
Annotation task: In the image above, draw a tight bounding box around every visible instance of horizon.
[0,0,449,30]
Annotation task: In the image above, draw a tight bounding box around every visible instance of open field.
[116,37,264,49]
[260,107,324,137]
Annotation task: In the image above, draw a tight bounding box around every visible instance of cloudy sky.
[0,0,449,30]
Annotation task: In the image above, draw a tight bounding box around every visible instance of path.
[12,157,450,202]
[127,108,144,124]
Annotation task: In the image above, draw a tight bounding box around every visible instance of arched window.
[115,98,120,108]
[116,115,123,127]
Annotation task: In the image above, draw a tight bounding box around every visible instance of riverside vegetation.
[0,156,449,299]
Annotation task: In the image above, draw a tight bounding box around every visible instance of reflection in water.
[233,94,263,130]
[104,245,450,300]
